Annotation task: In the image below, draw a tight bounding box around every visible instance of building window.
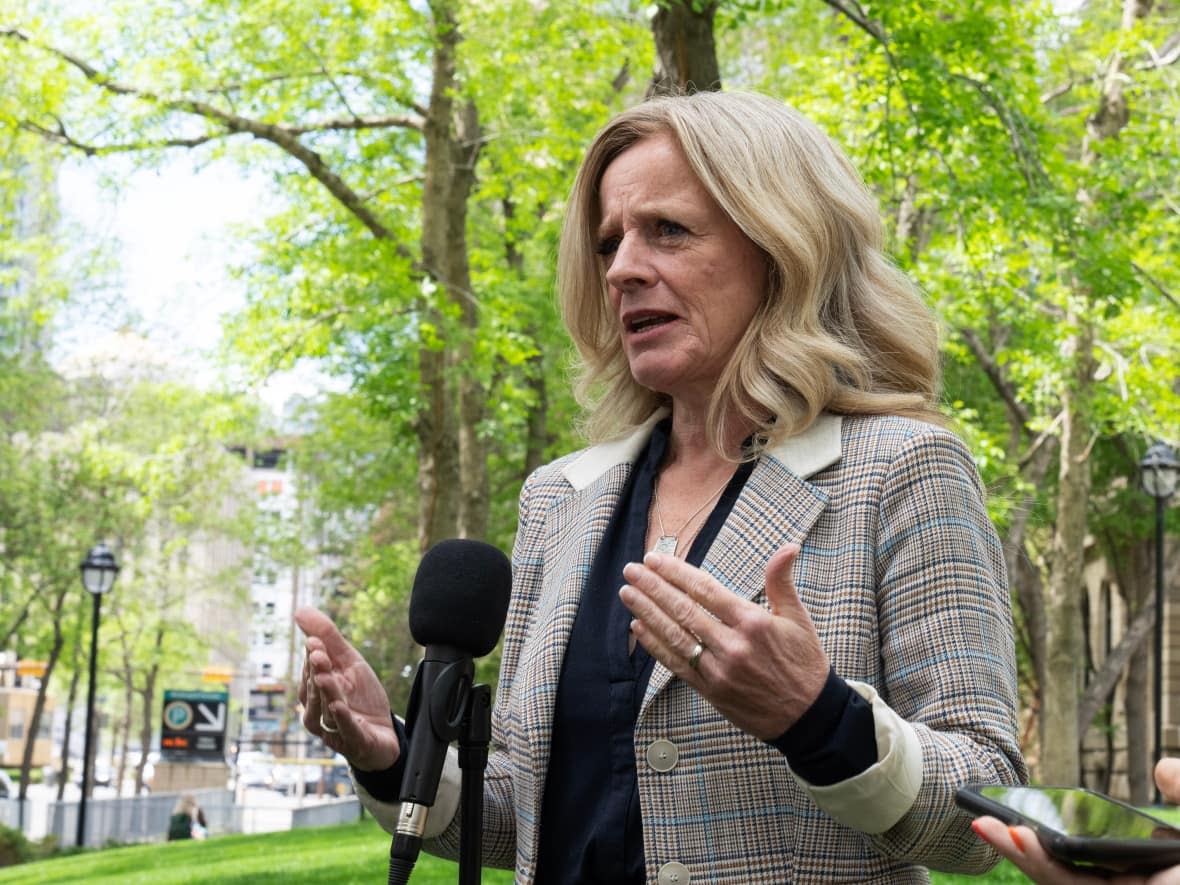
[253,558,278,585]
[263,631,274,646]
[253,449,283,469]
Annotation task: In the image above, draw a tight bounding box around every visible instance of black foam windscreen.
[408,539,512,656]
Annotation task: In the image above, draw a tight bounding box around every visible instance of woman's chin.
[628,357,694,393]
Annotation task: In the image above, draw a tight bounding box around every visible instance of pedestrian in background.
[167,794,207,841]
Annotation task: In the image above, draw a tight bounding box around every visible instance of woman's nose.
[604,234,654,291]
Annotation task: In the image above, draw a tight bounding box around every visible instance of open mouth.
[628,314,675,333]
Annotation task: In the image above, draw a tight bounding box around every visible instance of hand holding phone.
[957,784,1180,876]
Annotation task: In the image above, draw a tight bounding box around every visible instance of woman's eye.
[657,220,686,237]
[595,236,619,256]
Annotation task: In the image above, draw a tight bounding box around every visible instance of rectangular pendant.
[653,535,678,555]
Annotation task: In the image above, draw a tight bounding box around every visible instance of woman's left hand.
[620,543,829,740]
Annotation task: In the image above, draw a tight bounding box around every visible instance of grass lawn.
[0,818,1024,883]
[2,811,1177,883]
[0,820,511,885]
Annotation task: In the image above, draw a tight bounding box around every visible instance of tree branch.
[951,72,1049,191]
[284,113,425,135]
[1137,31,1180,70]
[1041,31,1180,104]
[819,0,886,43]
[1078,600,1154,735]
[19,119,223,155]
[817,2,966,208]
[958,326,1032,429]
[1132,261,1180,309]
[1018,411,1064,471]
[5,27,421,244]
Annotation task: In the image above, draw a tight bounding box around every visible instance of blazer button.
[645,739,679,772]
[658,861,691,884]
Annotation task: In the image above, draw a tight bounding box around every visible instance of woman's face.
[596,133,767,408]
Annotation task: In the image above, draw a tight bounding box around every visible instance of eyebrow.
[595,200,680,238]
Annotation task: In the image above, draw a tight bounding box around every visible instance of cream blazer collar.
[561,408,843,489]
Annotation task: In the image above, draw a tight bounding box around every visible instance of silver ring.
[319,713,340,734]
[688,642,705,670]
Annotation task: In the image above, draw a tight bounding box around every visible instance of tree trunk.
[648,1,721,96]
[1078,0,1156,798]
[417,0,483,550]
[1040,329,1095,784]
[1124,539,1155,803]
[452,99,486,541]
[56,629,84,802]
[137,647,161,795]
[19,631,62,804]
[1080,529,1155,739]
[115,661,134,797]
[522,351,549,481]
[501,198,550,484]
[22,589,69,803]
[1008,439,1057,733]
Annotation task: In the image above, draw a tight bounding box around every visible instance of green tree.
[721,0,1179,785]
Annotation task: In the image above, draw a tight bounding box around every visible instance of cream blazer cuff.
[791,679,923,834]
[352,724,463,840]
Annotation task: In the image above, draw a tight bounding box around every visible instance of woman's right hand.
[295,606,400,772]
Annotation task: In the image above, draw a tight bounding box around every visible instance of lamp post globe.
[1142,443,1180,501]
[80,544,119,595]
[1140,442,1178,805]
[77,544,119,847]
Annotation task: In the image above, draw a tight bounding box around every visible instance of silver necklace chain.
[651,474,732,556]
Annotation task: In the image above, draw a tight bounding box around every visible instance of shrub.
[0,826,32,868]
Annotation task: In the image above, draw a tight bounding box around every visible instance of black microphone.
[390,539,512,881]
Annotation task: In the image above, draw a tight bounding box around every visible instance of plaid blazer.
[416,411,1026,884]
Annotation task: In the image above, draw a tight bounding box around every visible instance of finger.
[628,616,707,682]
[301,651,328,733]
[619,580,706,674]
[297,648,310,708]
[638,551,746,625]
[317,691,382,765]
[308,652,346,711]
[764,544,807,620]
[622,560,731,657]
[1157,757,1180,804]
[622,559,703,625]
[1000,825,1080,885]
[294,606,358,662]
[971,816,1017,857]
[1150,864,1180,885]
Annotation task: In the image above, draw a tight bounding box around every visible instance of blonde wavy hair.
[558,91,942,457]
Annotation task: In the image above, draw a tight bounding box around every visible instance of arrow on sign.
[194,702,226,733]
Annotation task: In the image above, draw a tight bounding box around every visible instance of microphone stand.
[457,683,491,885]
[388,673,492,885]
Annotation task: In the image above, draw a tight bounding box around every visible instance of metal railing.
[0,785,363,848]
[48,788,235,848]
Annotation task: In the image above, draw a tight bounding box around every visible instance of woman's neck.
[663,405,756,475]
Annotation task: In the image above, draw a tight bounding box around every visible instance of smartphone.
[956,783,1180,874]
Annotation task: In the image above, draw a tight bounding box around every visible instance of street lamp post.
[1140,442,1179,805]
[77,544,119,848]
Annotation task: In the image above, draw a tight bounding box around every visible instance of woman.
[167,793,207,841]
[298,90,1026,883]
[973,758,1180,884]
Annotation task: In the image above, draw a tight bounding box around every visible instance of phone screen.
[977,785,1180,842]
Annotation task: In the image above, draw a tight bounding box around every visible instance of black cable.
[388,833,420,885]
